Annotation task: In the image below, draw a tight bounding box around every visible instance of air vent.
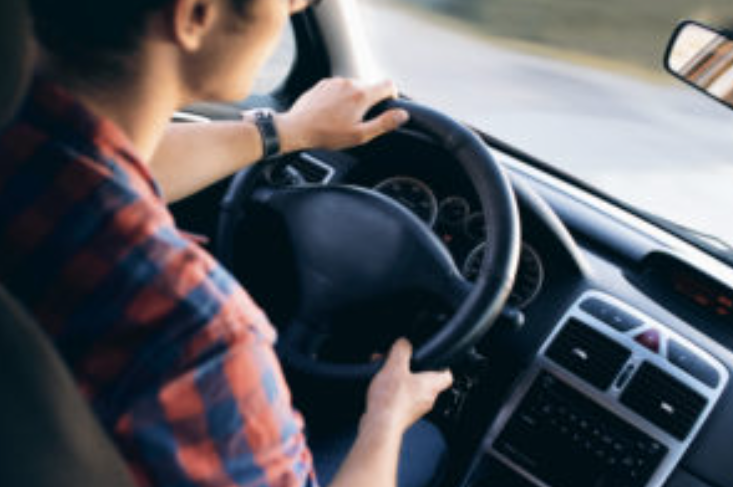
[546,319,632,390]
[621,362,708,441]
[267,155,335,187]
[291,155,334,183]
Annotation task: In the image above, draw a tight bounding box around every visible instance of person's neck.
[39,51,183,164]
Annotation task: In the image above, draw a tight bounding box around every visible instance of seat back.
[0,0,32,125]
[0,285,137,487]
[0,1,137,485]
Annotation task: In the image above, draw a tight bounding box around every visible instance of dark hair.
[29,0,251,78]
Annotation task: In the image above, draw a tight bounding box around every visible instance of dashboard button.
[634,329,661,353]
[667,340,720,388]
[580,298,643,333]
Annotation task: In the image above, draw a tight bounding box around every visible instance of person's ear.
[171,0,219,52]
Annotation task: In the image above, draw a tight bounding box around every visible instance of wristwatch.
[251,109,281,159]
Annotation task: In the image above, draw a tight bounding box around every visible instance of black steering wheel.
[218,100,521,380]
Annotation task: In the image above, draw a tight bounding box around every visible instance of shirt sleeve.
[104,216,318,487]
[114,321,318,487]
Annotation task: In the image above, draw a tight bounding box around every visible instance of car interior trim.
[469,290,729,487]
[171,111,213,124]
[500,153,733,287]
[299,153,337,184]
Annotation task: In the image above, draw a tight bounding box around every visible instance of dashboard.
[172,120,733,487]
[471,291,728,487]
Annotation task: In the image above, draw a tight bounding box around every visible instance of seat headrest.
[0,0,32,126]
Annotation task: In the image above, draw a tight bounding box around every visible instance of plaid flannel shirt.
[0,79,317,487]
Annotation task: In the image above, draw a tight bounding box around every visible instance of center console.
[463,291,729,487]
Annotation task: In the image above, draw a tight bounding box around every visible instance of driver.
[0,0,452,486]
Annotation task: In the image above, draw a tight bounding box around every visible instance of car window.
[252,23,296,94]
[363,0,733,247]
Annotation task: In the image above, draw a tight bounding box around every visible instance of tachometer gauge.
[438,197,470,226]
[462,243,545,309]
[374,176,438,226]
[510,244,544,309]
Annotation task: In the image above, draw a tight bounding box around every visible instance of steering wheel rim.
[218,99,521,379]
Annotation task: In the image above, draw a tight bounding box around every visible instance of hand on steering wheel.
[365,339,453,434]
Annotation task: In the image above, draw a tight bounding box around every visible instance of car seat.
[0,1,137,486]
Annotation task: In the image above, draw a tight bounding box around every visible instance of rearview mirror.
[666,21,733,109]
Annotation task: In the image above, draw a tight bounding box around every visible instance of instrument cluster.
[374,175,544,309]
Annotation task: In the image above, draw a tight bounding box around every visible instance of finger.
[358,109,410,143]
[386,338,413,369]
[362,79,399,106]
[369,352,385,362]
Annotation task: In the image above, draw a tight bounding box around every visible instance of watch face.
[255,108,275,119]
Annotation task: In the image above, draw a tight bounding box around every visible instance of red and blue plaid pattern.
[0,80,317,487]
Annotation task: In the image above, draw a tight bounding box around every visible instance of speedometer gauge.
[463,242,545,309]
[374,176,438,226]
[464,212,487,240]
[438,197,470,225]
[462,242,486,282]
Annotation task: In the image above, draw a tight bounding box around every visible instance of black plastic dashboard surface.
[177,120,733,487]
[498,152,733,487]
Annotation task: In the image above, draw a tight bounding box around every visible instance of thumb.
[421,369,454,394]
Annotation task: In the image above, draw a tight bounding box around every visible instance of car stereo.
[464,291,729,487]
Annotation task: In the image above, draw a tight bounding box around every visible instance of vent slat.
[546,319,632,391]
[621,362,708,441]
[292,157,331,183]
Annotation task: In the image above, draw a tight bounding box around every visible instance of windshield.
[362,0,733,248]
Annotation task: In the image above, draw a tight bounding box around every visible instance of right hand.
[276,78,409,153]
[362,339,453,434]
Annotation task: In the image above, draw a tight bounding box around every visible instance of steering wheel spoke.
[438,274,474,310]
[278,319,330,359]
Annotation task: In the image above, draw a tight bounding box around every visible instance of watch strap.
[252,109,281,159]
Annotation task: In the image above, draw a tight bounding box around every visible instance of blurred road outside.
[357,0,733,247]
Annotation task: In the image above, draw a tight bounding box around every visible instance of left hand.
[276,78,410,153]
[364,339,453,435]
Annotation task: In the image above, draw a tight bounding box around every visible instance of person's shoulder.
[0,107,170,276]
[0,121,133,210]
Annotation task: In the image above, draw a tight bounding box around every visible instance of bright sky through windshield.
[362,0,733,247]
